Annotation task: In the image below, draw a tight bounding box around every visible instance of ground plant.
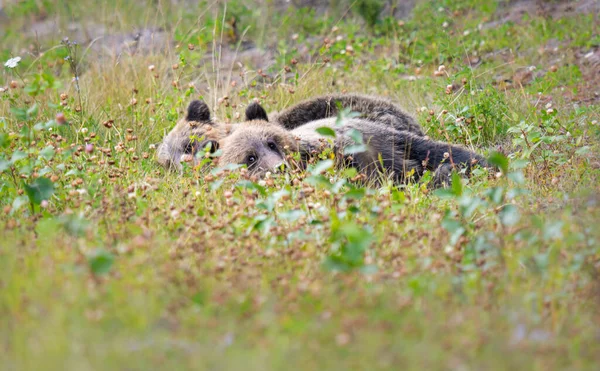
[1,0,599,369]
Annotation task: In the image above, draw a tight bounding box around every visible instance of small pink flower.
[56,112,67,125]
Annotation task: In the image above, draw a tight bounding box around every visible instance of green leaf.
[335,107,360,126]
[507,171,525,185]
[39,146,55,161]
[391,189,405,203]
[511,159,529,170]
[343,144,367,154]
[343,167,357,178]
[211,163,243,175]
[65,169,82,176]
[35,217,61,236]
[434,188,456,198]
[11,196,29,214]
[24,177,55,205]
[488,152,509,174]
[236,180,266,196]
[88,249,115,275]
[38,166,52,176]
[10,107,27,121]
[0,159,10,173]
[310,159,334,175]
[344,188,365,200]
[442,215,463,234]
[209,179,224,191]
[575,146,591,155]
[451,172,463,196]
[59,214,89,237]
[499,204,520,226]
[278,209,305,222]
[0,133,9,148]
[304,174,332,188]
[346,128,364,144]
[315,126,336,137]
[252,215,274,235]
[10,150,27,164]
[191,291,206,306]
[359,264,378,275]
[487,186,504,204]
[459,196,480,219]
[27,104,39,119]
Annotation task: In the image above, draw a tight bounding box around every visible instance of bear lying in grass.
[157,94,488,187]
[157,94,423,170]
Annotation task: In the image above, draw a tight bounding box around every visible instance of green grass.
[1,0,599,370]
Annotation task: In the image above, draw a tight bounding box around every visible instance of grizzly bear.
[157,94,424,170]
[218,102,487,187]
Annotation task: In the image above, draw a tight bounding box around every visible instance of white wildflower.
[4,57,21,69]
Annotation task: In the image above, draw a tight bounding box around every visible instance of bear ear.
[245,102,269,121]
[186,100,211,122]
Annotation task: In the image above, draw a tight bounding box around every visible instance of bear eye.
[247,154,257,165]
[267,141,278,152]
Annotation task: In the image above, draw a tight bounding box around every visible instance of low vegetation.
[1,0,599,369]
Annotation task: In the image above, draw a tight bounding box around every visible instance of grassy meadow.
[1,0,599,369]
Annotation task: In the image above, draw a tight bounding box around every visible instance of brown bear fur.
[156,100,232,170]
[219,108,487,187]
[271,93,424,136]
[157,94,423,170]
